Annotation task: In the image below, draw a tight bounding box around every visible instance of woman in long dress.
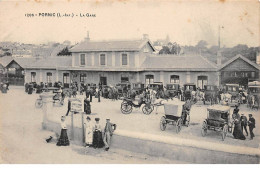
[232,109,246,140]
[57,116,70,146]
[93,118,104,148]
[84,116,93,147]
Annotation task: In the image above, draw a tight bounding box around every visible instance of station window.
[145,75,154,85]
[121,77,129,83]
[170,75,179,83]
[251,72,255,78]
[121,53,128,66]
[31,72,36,82]
[80,73,87,83]
[63,73,70,84]
[80,54,86,65]
[100,54,106,66]
[46,72,52,83]
[197,76,208,89]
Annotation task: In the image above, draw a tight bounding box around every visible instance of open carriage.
[201,105,233,141]
[160,100,190,133]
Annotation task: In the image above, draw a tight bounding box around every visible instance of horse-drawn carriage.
[203,85,219,105]
[132,82,145,95]
[247,81,260,110]
[201,105,233,141]
[160,100,190,133]
[183,83,196,102]
[116,82,131,98]
[165,83,181,98]
[147,82,164,99]
[222,84,240,106]
[120,96,154,115]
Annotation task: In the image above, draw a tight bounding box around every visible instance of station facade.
[16,38,260,89]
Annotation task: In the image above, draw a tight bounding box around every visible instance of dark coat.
[248,117,255,128]
[240,115,248,126]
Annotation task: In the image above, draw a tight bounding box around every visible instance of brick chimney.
[85,31,90,42]
[217,51,222,66]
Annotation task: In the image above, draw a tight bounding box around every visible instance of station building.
[1,36,259,89]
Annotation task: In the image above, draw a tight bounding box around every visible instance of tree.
[57,47,71,56]
[159,46,171,54]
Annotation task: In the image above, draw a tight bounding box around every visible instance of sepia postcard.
[0,0,259,164]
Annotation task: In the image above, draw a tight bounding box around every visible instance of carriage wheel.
[201,121,207,137]
[35,99,43,108]
[160,116,167,131]
[222,124,228,141]
[120,102,133,114]
[185,114,190,127]
[176,118,182,133]
[142,104,154,115]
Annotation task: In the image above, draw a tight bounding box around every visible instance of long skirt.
[93,131,104,148]
[233,123,246,140]
[57,129,70,146]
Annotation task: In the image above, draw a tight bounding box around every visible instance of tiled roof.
[24,56,72,69]
[0,56,13,67]
[0,56,37,68]
[70,39,155,52]
[219,54,260,71]
[11,57,38,68]
[141,55,218,71]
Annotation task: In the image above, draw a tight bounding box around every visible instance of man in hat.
[248,114,255,140]
[240,113,248,136]
[103,118,114,151]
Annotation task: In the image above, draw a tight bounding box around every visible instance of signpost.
[69,98,84,140]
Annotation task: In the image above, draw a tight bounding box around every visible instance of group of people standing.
[85,117,115,151]
[232,105,256,140]
[56,115,116,151]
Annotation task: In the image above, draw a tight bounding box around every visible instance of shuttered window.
[80,54,86,65]
[100,54,106,66]
[122,53,128,66]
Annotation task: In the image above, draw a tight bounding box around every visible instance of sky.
[0,0,259,47]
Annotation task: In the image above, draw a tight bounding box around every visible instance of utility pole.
[218,25,220,50]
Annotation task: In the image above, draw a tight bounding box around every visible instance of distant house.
[0,56,37,85]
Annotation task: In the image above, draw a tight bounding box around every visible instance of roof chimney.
[143,34,149,40]
[85,31,90,42]
[217,51,222,66]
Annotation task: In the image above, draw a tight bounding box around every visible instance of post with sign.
[69,98,84,141]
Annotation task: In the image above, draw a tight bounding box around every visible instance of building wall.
[24,68,219,88]
[71,42,154,68]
